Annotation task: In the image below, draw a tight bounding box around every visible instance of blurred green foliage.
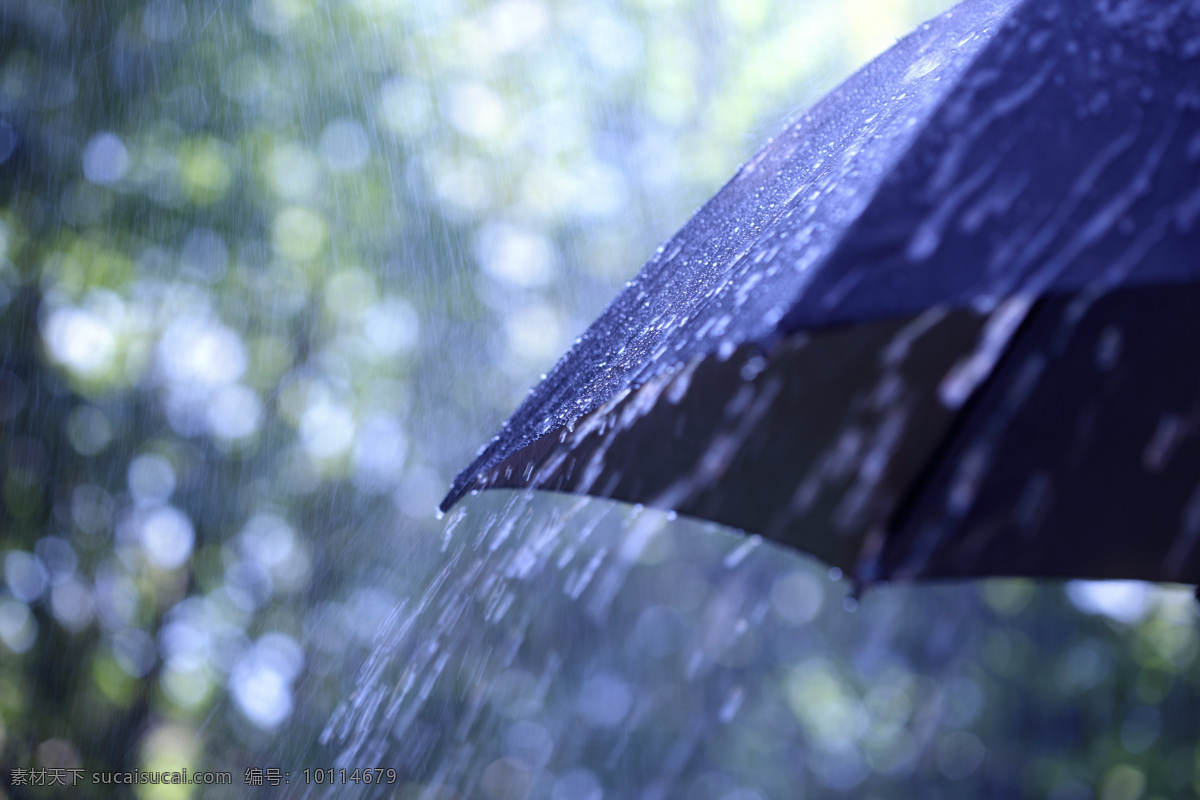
[1,0,1198,798]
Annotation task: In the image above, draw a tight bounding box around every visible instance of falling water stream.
[310,490,1200,799]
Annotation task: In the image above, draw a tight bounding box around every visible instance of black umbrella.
[442,0,1200,587]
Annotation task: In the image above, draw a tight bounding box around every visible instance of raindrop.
[1142,413,1184,472]
[1094,325,1123,370]
[723,535,761,569]
[1013,471,1053,532]
[718,685,744,723]
[739,355,767,381]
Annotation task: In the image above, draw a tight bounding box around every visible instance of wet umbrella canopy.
[444,0,1200,586]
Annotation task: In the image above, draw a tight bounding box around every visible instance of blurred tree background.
[1,0,1198,798]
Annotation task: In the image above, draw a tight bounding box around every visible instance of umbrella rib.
[856,296,1045,584]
